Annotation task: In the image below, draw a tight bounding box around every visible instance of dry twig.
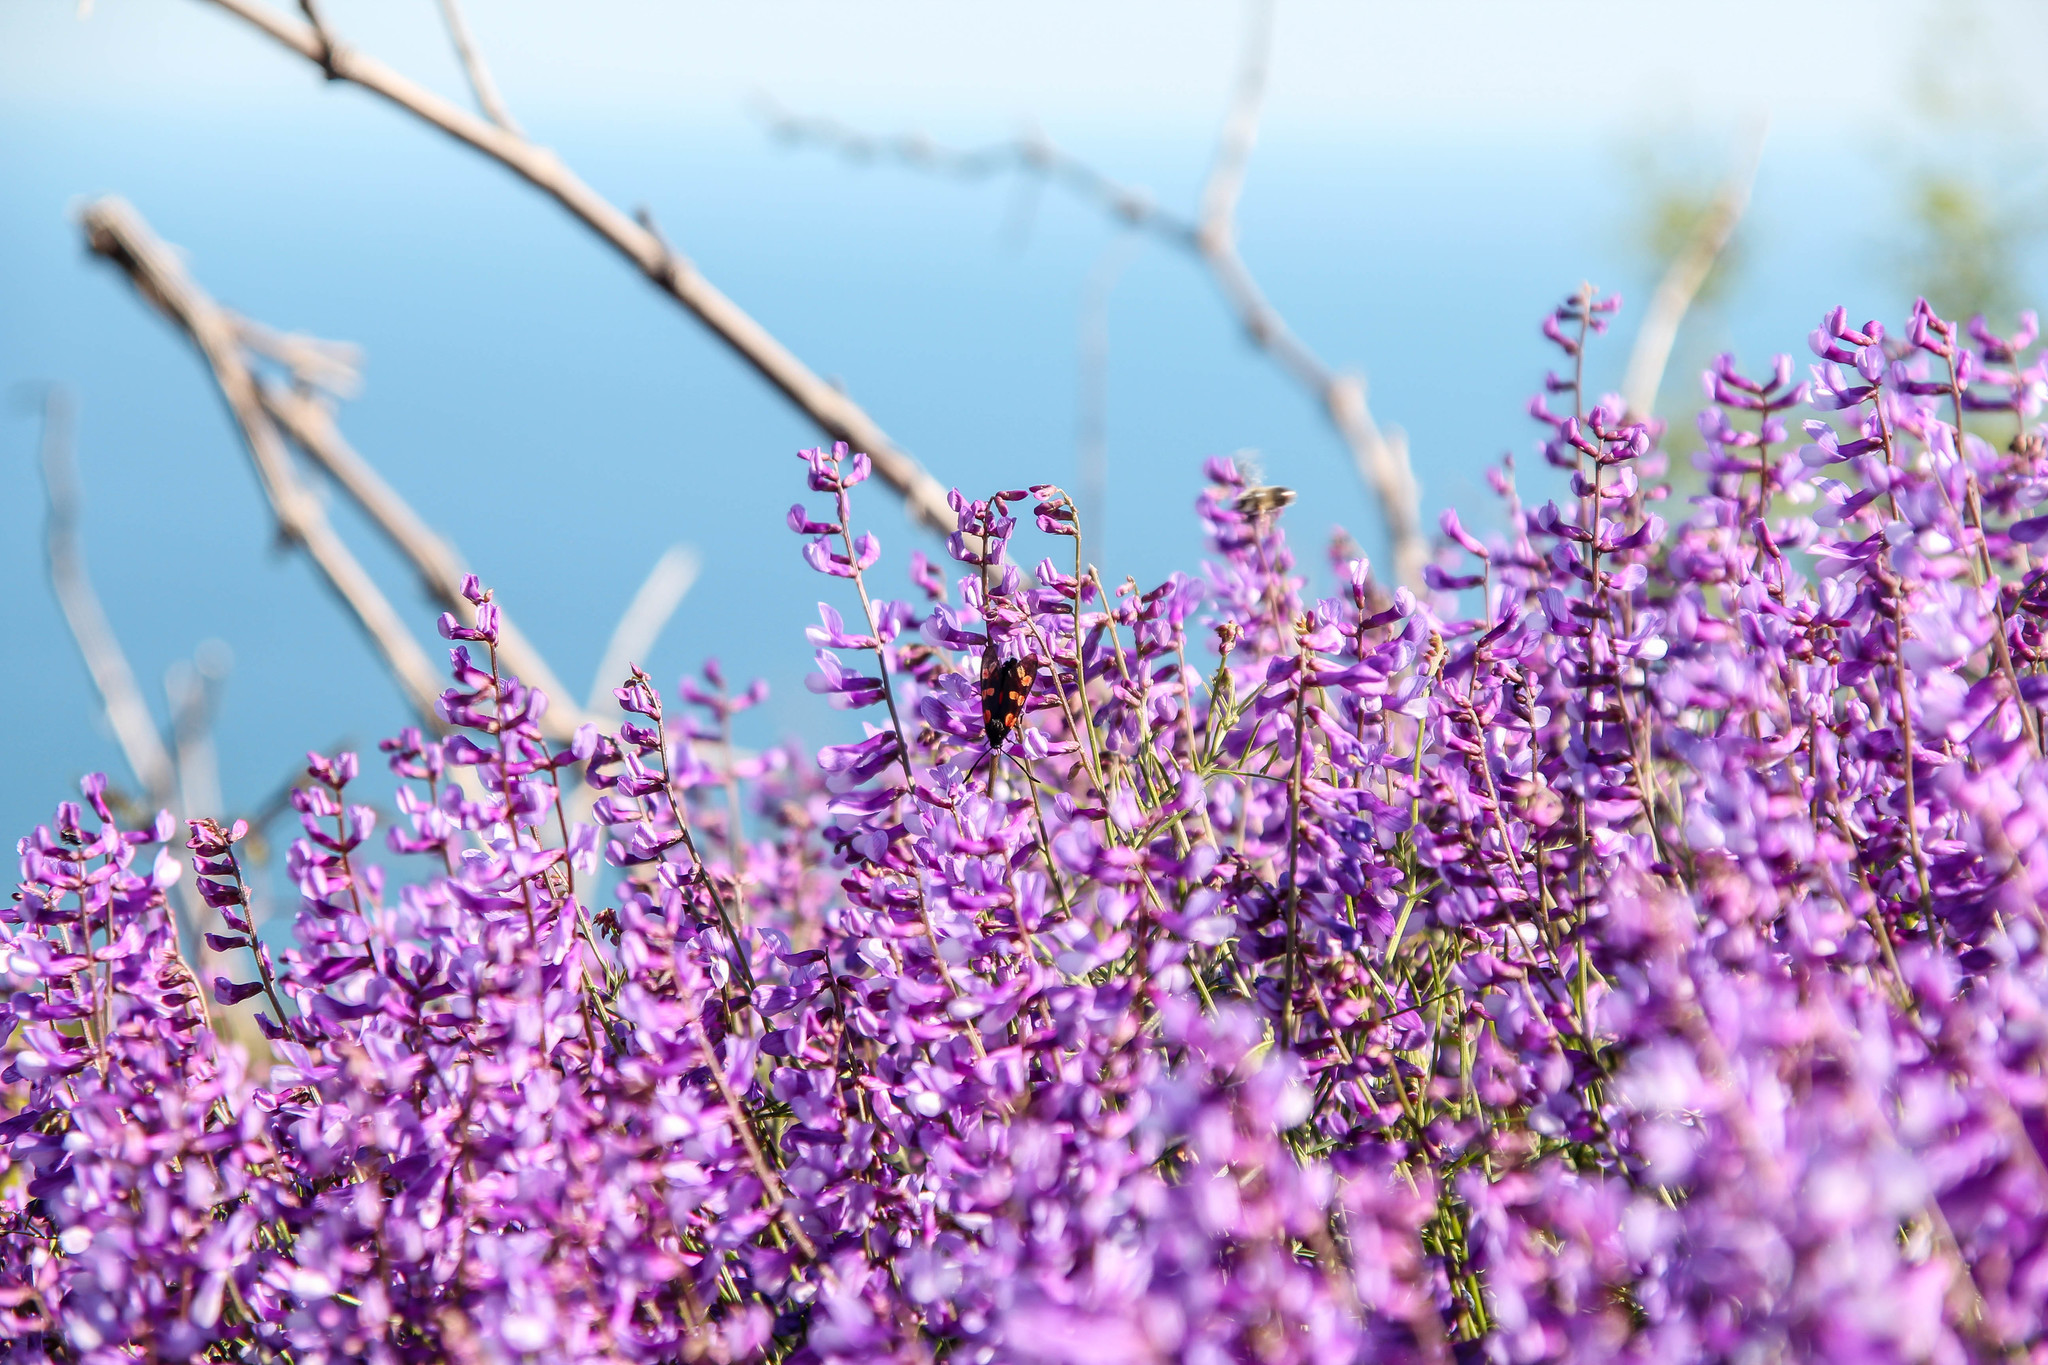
[33,385,178,808]
[166,648,228,821]
[82,204,661,745]
[30,384,229,954]
[763,0,1427,585]
[1076,235,1142,555]
[436,0,522,136]
[1620,123,1768,422]
[232,318,362,398]
[88,198,604,743]
[589,545,701,716]
[83,197,449,731]
[190,0,958,538]
[254,382,591,739]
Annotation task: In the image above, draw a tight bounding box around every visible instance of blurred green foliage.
[1619,129,1752,465]
[1894,0,2046,328]
[1898,171,2033,325]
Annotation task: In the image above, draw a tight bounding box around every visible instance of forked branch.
[763,0,1426,585]
[436,0,522,135]
[82,198,594,740]
[191,0,959,538]
[84,197,448,730]
[254,383,591,738]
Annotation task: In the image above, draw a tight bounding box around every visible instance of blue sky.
[12,2,2042,135]
[3,0,2045,851]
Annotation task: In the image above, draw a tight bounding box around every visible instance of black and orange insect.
[973,640,1039,787]
[980,641,1039,748]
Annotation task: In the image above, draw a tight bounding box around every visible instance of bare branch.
[761,1,1427,586]
[165,644,229,820]
[1196,0,1272,253]
[82,197,604,742]
[1192,0,1422,586]
[30,385,226,953]
[231,316,361,398]
[759,98,1198,247]
[435,0,522,136]
[589,544,701,716]
[83,196,448,730]
[192,0,958,538]
[255,382,593,739]
[34,385,178,806]
[296,0,335,76]
[1077,234,1142,559]
[1621,121,1769,423]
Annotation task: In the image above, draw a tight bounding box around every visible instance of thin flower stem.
[217,850,295,1038]
[690,1017,817,1260]
[482,635,540,939]
[629,667,756,999]
[1007,752,1075,929]
[1281,638,1313,1048]
[1942,352,2043,753]
[1868,405,1937,913]
[836,510,918,793]
[1072,546,1107,778]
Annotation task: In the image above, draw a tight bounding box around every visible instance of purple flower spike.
[15,291,2048,1364]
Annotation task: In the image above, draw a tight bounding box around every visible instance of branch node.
[436,0,523,135]
[194,0,958,536]
[634,204,681,282]
[297,0,338,78]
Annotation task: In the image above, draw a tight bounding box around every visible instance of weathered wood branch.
[763,0,1426,585]
[194,0,958,538]
[84,196,449,731]
[254,383,589,737]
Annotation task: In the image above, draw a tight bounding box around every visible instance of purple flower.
[20,290,2048,1364]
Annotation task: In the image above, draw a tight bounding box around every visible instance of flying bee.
[1233,485,1296,517]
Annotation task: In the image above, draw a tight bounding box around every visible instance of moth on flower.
[971,640,1041,791]
[980,640,1040,751]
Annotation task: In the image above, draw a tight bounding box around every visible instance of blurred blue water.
[0,99,2015,850]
